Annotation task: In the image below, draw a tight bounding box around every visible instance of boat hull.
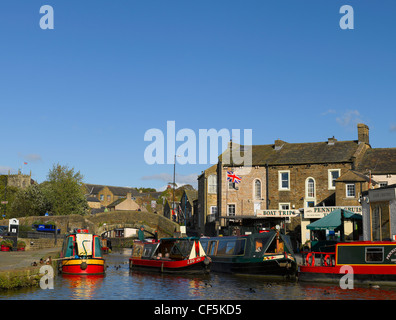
[129,256,211,275]
[299,265,396,285]
[210,257,297,278]
[60,258,105,275]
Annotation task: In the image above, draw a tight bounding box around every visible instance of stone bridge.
[7,210,180,239]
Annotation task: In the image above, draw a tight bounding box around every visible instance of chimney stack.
[357,123,369,145]
[274,139,285,151]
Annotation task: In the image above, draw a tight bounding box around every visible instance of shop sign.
[304,206,362,219]
[256,210,299,218]
[369,188,396,202]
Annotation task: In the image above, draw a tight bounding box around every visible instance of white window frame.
[305,177,316,199]
[227,204,236,216]
[346,183,356,198]
[208,175,217,194]
[254,179,262,200]
[279,203,290,210]
[278,170,290,191]
[210,206,218,215]
[328,169,341,190]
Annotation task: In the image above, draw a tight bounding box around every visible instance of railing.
[301,251,336,267]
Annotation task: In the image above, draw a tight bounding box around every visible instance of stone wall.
[267,163,353,209]
[2,210,179,240]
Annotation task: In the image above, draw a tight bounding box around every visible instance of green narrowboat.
[200,230,297,279]
[299,241,396,285]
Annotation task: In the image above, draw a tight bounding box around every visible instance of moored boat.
[298,241,396,285]
[129,237,211,274]
[59,229,106,275]
[199,230,297,279]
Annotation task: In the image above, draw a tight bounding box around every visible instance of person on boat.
[138,226,145,241]
[154,230,158,241]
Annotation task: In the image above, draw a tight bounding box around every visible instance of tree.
[9,184,50,218]
[45,163,88,216]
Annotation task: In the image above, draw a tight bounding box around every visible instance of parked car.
[32,224,61,234]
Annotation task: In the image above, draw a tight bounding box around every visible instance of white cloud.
[0,166,14,174]
[336,110,363,128]
[18,153,43,163]
[321,109,336,116]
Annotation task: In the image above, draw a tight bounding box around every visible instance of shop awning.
[306,209,362,231]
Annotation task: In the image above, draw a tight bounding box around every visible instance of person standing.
[138,226,145,241]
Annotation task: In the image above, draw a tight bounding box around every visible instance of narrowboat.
[199,230,297,279]
[129,237,211,274]
[298,241,396,285]
[59,229,106,275]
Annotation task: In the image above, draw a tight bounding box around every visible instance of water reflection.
[62,275,104,300]
[2,248,396,300]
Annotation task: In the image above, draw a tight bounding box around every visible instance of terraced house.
[198,123,396,246]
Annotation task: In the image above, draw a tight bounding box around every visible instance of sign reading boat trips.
[256,210,299,218]
[304,206,362,219]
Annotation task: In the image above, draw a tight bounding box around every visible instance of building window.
[228,181,236,190]
[254,179,261,199]
[100,194,104,201]
[306,201,315,208]
[227,204,236,216]
[328,169,341,190]
[208,175,217,194]
[278,170,290,191]
[346,183,356,198]
[210,206,217,215]
[279,203,290,210]
[107,195,111,202]
[306,178,315,199]
[371,203,390,241]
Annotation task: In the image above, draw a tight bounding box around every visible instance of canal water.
[1,248,396,300]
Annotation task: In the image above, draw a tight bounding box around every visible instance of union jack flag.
[227,171,242,184]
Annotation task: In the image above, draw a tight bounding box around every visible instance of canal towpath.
[0,247,61,289]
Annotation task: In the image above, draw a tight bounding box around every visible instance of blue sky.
[0,0,395,190]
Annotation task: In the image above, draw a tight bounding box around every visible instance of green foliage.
[9,163,89,218]
[9,184,51,217]
[45,163,88,216]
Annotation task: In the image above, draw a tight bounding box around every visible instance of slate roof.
[182,190,198,204]
[356,148,396,174]
[221,140,361,166]
[336,170,377,185]
[84,184,139,197]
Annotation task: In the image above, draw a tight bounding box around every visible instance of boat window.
[255,239,264,252]
[216,240,237,256]
[208,240,217,255]
[171,240,193,258]
[234,239,246,255]
[200,241,208,253]
[94,237,102,258]
[143,247,152,258]
[365,247,384,263]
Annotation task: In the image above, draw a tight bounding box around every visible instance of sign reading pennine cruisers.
[304,206,362,219]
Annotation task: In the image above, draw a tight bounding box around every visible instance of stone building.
[107,192,140,211]
[84,184,140,208]
[198,123,396,244]
[361,184,396,241]
[180,190,198,231]
[6,170,33,189]
[197,164,218,235]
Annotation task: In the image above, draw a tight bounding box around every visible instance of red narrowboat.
[299,241,396,286]
[129,237,211,274]
[59,229,106,275]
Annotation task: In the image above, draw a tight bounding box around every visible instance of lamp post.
[172,154,181,222]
